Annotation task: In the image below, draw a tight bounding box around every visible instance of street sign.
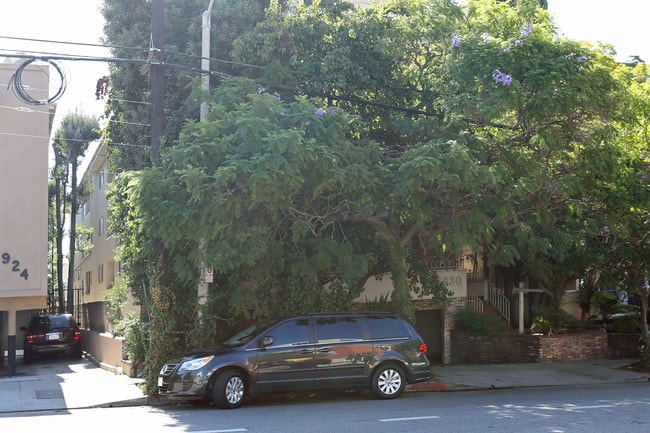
[205,267,213,283]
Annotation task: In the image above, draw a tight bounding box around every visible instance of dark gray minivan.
[158,311,430,408]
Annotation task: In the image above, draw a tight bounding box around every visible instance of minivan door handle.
[317,348,331,353]
[300,349,313,355]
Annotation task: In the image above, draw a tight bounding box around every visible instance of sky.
[0,1,110,133]
[0,0,648,140]
[547,0,650,63]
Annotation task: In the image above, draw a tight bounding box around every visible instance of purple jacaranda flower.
[481,32,491,44]
[503,47,510,53]
[492,69,513,86]
[314,108,325,116]
[520,24,533,37]
[451,33,461,47]
[515,39,524,47]
[577,56,588,63]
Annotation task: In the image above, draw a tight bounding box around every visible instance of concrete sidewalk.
[0,356,147,413]
[426,358,650,391]
[1,356,648,414]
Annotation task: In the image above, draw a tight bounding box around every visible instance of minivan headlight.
[178,356,214,372]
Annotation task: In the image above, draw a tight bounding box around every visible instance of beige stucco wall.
[74,142,118,304]
[356,269,468,303]
[0,61,50,306]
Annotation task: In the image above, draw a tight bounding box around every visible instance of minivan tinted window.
[367,316,409,339]
[222,318,281,346]
[316,316,364,343]
[269,319,310,346]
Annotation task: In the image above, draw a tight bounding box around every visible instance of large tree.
[109,0,647,390]
[51,113,100,313]
[590,64,650,368]
[232,0,630,307]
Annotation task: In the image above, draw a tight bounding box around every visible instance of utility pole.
[200,0,215,121]
[198,0,215,318]
[149,0,165,163]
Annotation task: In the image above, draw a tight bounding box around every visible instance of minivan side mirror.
[259,336,274,349]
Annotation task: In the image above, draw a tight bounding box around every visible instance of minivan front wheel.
[213,370,246,409]
[371,364,405,399]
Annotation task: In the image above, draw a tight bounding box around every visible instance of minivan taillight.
[26,332,34,344]
[418,343,427,355]
[74,328,81,341]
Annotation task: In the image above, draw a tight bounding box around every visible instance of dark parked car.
[21,314,82,363]
[158,311,430,409]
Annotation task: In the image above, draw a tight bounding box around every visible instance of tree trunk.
[639,286,649,371]
[53,146,66,314]
[66,151,79,314]
[387,239,414,319]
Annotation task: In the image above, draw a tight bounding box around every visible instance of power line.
[0,34,265,71]
[0,35,147,54]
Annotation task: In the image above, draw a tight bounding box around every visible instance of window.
[98,217,104,236]
[85,271,92,294]
[98,264,104,283]
[367,316,409,339]
[316,316,363,343]
[269,319,310,347]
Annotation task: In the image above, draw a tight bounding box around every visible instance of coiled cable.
[8,57,67,105]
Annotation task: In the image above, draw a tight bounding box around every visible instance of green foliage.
[117,312,148,365]
[103,0,650,387]
[530,307,584,335]
[102,278,129,335]
[591,290,639,321]
[74,223,94,257]
[454,309,510,334]
[363,293,392,311]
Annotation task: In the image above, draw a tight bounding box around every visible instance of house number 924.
[2,252,29,280]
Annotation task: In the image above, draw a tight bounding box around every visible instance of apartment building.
[0,60,52,375]
[72,140,142,372]
[73,140,119,332]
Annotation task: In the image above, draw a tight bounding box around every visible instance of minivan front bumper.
[158,364,211,398]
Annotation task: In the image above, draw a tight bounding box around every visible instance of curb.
[407,381,447,392]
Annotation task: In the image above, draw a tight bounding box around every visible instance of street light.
[200,0,215,121]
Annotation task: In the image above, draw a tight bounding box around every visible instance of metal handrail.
[467,293,484,314]
[487,281,511,325]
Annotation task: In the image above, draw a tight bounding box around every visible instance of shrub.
[117,312,148,364]
[454,308,510,334]
[531,307,583,335]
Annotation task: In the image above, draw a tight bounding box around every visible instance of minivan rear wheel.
[371,364,405,399]
[213,370,246,409]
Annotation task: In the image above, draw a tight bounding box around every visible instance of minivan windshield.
[221,318,282,347]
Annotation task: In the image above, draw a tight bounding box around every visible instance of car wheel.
[371,364,405,399]
[213,370,246,409]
